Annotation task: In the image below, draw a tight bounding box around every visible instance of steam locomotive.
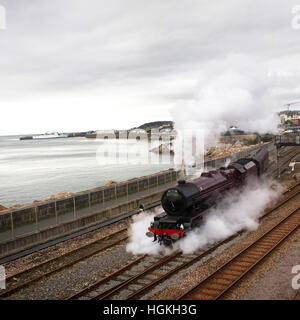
[146,148,269,246]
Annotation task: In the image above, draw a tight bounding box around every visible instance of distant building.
[129,129,147,134]
[279,110,300,126]
[128,128,148,140]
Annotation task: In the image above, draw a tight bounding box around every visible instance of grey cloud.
[0,0,300,133]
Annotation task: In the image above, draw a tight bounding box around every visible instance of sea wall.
[0,190,164,258]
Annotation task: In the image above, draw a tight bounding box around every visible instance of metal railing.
[0,170,179,244]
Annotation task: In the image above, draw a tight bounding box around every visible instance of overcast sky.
[0,0,300,135]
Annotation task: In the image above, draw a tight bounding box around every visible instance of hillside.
[137,121,173,131]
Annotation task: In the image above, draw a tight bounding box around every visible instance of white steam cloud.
[126,178,282,255]
[171,54,278,150]
[178,178,282,254]
[126,208,174,255]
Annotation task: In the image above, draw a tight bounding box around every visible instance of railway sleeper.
[205,285,224,292]
[214,276,234,282]
[231,262,251,268]
[221,271,241,277]
[193,290,217,298]
[226,266,244,273]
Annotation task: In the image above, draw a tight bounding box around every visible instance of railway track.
[0,228,128,299]
[4,184,299,300]
[269,147,300,177]
[178,205,300,300]
[2,146,298,300]
[67,182,300,300]
[67,235,237,300]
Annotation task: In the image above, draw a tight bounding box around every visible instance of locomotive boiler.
[146,147,269,246]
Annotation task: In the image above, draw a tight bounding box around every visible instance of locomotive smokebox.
[161,182,201,216]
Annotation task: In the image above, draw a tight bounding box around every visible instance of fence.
[275,134,300,147]
[0,170,179,244]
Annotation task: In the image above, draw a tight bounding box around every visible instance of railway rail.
[67,182,300,300]
[5,181,299,300]
[67,236,236,300]
[0,228,128,299]
[4,180,299,300]
[269,147,300,177]
[178,203,300,300]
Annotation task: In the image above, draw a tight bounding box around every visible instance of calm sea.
[0,136,174,207]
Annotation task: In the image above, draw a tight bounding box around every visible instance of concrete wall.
[0,169,179,258]
[0,170,178,231]
[0,190,163,258]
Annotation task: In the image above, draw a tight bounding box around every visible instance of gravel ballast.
[4,179,300,300]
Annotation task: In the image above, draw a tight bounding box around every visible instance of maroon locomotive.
[146,148,269,246]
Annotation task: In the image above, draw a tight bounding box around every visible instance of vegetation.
[242,137,260,146]
[138,121,173,131]
[242,134,273,146]
[284,120,294,127]
[260,134,273,143]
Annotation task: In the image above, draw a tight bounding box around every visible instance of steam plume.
[126,178,282,255]
[178,178,282,254]
[171,54,278,166]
